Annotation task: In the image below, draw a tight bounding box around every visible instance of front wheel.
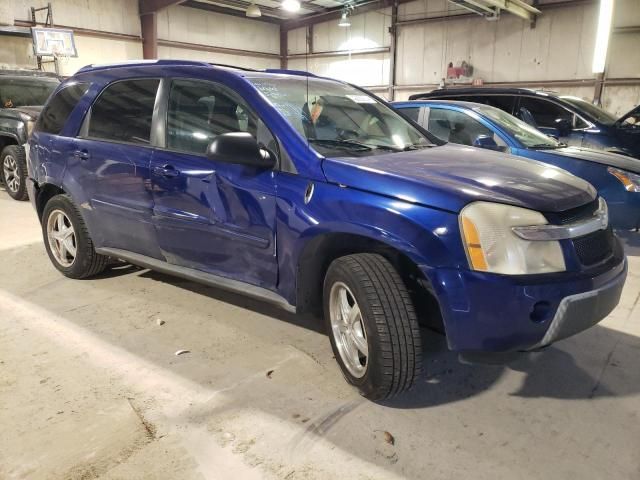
[1,145,28,201]
[324,254,422,400]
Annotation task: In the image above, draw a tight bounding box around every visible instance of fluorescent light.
[338,12,351,27]
[281,0,300,12]
[592,0,614,73]
[246,3,262,17]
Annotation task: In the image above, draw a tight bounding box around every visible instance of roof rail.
[77,59,210,74]
[209,63,259,72]
[264,69,317,77]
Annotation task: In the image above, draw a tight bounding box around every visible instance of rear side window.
[88,79,159,145]
[36,82,89,135]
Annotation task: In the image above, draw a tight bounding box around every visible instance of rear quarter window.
[36,82,90,135]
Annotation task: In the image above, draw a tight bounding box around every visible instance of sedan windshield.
[560,96,617,126]
[475,104,561,149]
[248,75,436,156]
[0,77,59,108]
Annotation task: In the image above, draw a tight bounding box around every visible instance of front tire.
[42,194,109,279]
[1,145,28,201]
[323,254,422,400]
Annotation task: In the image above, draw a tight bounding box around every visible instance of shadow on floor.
[95,261,639,410]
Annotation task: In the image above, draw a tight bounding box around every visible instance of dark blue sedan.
[394,100,640,232]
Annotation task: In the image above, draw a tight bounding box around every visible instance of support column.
[593,71,605,106]
[388,2,398,100]
[280,26,288,69]
[141,12,158,59]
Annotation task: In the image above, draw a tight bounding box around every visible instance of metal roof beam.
[480,0,540,21]
[139,0,185,15]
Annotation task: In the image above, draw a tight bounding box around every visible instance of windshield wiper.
[530,143,562,150]
[308,139,373,151]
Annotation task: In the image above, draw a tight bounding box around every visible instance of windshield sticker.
[345,95,376,104]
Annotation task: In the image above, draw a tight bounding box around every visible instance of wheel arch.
[295,231,444,331]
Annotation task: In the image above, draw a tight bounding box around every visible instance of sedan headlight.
[459,202,566,275]
[608,167,640,192]
[26,119,36,139]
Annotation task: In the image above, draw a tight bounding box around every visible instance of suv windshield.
[560,96,617,126]
[475,104,561,149]
[0,77,59,108]
[248,75,436,156]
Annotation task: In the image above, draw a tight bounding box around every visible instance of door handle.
[73,150,90,160]
[154,164,180,178]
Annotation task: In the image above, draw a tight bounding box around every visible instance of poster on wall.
[31,27,78,57]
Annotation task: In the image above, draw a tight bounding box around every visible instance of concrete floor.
[1,187,639,480]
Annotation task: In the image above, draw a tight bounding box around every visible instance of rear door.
[150,78,278,289]
[68,78,162,258]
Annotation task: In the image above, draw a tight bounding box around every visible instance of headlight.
[459,202,566,275]
[608,167,640,192]
[26,119,36,139]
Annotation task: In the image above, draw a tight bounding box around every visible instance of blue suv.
[28,61,627,399]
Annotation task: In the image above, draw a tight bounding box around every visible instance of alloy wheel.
[47,210,77,268]
[329,282,369,378]
[2,155,19,193]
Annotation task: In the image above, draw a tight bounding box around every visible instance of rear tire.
[1,145,28,201]
[323,253,422,400]
[42,194,109,279]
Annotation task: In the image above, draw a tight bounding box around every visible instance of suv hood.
[616,104,639,126]
[551,146,640,174]
[321,144,596,213]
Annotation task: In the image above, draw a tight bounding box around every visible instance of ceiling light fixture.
[338,11,351,27]
[246,2,262,17]
[281,0,301,12]
[592,0,614,73]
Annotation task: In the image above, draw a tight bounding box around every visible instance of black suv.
[0,70,59,200]
[409,87,640,159]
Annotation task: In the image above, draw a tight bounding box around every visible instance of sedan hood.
[321,144,596,213]
[13,105,43,119]
[550,146,640,174]
[616,104,639,126]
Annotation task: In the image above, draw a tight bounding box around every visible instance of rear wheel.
[323,253,422,400]
[1,145,28,201]
[42,194,109,279]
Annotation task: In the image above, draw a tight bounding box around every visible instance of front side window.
[0,77,59,109]
[88,79,159,145]
[248,76,436,157]
[518,96,573,129]
[166,79,270,155]
[427,108,503,147]
[36,82,89,135]
[560,96,616,126]
[476,105,560,149]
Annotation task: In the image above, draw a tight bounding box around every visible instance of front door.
[517,96,585,146]
[150,78,278,289]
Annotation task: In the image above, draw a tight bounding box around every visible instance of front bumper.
[426,242,627,352]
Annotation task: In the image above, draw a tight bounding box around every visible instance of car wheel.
[1,145,28,201]
[323,253,422,400]
[42,194,109,279]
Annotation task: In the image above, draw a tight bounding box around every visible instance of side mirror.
[555,118,572,136]
[473,134,501,151]
[207,132,275,168]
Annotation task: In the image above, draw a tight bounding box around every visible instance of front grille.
[545,199,599,225]
[573,227,615,266]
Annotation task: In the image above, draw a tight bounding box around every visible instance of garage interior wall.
[287,0,640,115]
[0,0,280,76]
[156,5,280,69]
[1,0,142,76]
